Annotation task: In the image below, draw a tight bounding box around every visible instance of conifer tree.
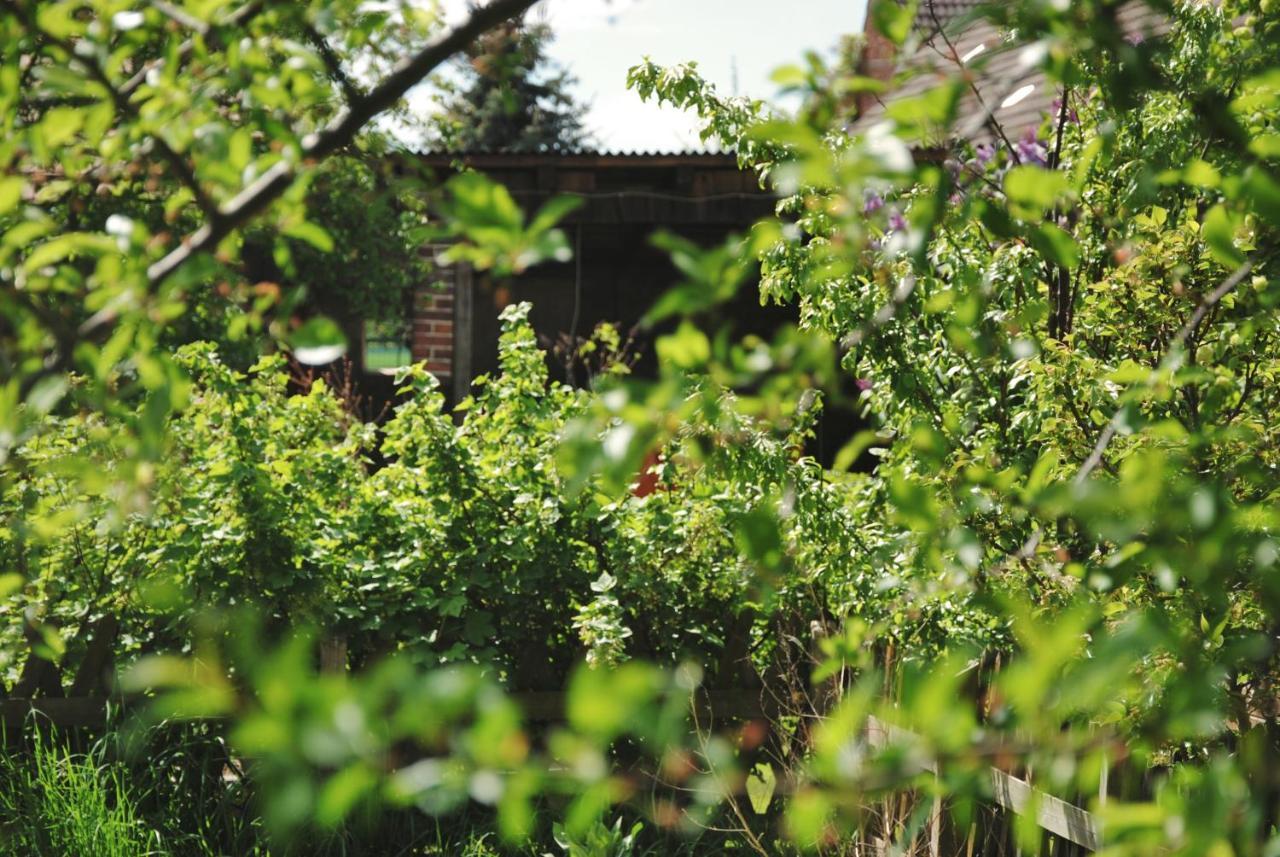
[430,13,589,153]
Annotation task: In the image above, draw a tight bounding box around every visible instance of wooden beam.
[866,716,1100,851]
[69,615,120,697]
[0,697,110,729]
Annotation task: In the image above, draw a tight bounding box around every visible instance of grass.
[0,727,163,856]
[364,341,412,371]
[0,722,791,856]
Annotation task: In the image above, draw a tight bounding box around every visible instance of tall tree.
[430,13,590,153]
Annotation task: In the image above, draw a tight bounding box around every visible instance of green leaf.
[770,64,809,88]
[1004,166,1072,213]
[0,574,24,601]
[1201,204,1244,267]
[284,220,335,252]
[25,374,67,415]
[39,107,84,148]
[1181,159,1221,189]
[0,176,23,215]
[833,430,880,472]
[22,233,117,273]
[315,764,377,828]
[527,194,582,235]
[1030,222,1080,268]
[289,316,348,365]
[747,762,778,814]
[1249,134,1280,159]
[1241,166,1280,226]
[871,0,918,46]
[654,322,711,369]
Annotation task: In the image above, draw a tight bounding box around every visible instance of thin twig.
[120,0,266,96]
[149,0,210,36]
[303,22,363,105]
[925,0,1021,164]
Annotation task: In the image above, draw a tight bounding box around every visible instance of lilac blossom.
[863,191,884,215]
[1015,129,1048,167]
[888,208,908,231]
[1050,97,1080,125]
[974,142,996,166]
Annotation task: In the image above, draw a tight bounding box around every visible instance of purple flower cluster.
[863,191,884,215]
[1050,97,1080,125]
[1015,129,1048,167]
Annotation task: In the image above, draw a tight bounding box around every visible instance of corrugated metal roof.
[912,0,983,34]
[412,147,725,158]
[853,1,1167,148]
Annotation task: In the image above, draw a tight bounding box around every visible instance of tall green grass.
[0,726,163,856]
[0,721,785,855]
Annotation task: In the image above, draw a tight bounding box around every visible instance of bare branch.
[146,0,541,287]
[149,0,210,37]
[303,22,363,105]
[924,1,1022,164]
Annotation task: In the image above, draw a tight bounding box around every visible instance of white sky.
[422,0,869,151]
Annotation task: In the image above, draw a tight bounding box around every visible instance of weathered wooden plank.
[866,715,1100,851]
[513,689,768,723]
[11,648,64,700]
[69,615,120,697]
[988,768,1099,852]
[0,697,110,729]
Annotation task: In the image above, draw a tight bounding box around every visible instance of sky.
[425,0,869,152]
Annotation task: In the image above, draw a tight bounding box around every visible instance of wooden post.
[69,615,119,697]
[319,637,348,673]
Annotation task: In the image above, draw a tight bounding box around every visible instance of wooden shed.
[359,150,789,405]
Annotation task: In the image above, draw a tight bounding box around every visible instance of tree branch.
[1017,252,1259,560]
[119,0,266,98]
[6,0,222,221]
[925,1,1022,164]
[303,22,363,105]
[146,0,541,287]
[149,0,211,37]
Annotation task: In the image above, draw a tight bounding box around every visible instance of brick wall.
[411,247,457,377]
[857,21,899,115]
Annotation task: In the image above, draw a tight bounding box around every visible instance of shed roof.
[853,1,1166,148]
[411,149,735,168]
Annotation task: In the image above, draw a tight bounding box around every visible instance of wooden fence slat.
[0,697,109,729]
[0,679,1101,850]
[988,768,1099,851]
[69,615,120,697]
[11,650,63,699]
[866,715,1100,852]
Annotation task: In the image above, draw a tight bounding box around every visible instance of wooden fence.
[0,619,1102,854]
